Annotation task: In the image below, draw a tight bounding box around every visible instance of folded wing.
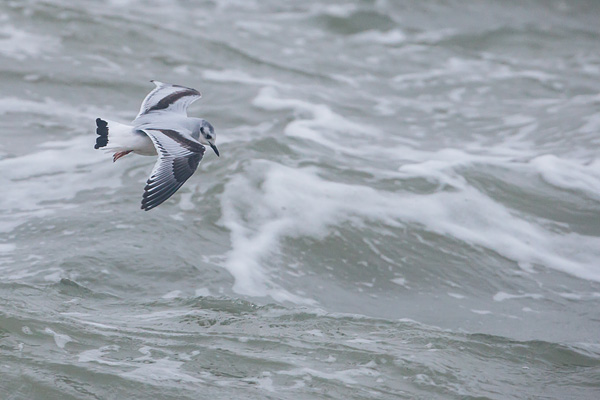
[141,128,206,211]
[135,81,201,119]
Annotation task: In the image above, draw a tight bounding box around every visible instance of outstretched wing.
[135,81,202,119]
[141,128,206,211]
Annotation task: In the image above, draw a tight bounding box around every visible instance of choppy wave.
[4,292,600,399]
[2,0,600,399]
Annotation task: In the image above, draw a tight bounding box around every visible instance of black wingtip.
[141,198,154,211]
[141,199,159,211]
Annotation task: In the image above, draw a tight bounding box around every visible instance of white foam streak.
[220,160,600,302]
[351,29,406,45]
[0,96,101,120]
[0,26,60,60]
[0,136,116,212]
[44,327,73,349]
[220,163,320,303]
[279,365,379,385]
[1,95,124,237]
[393,57,556,86]
[252,87,376,150]
[79,346,123,366]
[202,69,282,87]
[238,89,600,300]
[0,95,123,224]
[121,358,202,384]
[530,155,600,201]
[493,292,544,302]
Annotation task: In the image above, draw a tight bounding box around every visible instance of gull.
[94,81,219,211]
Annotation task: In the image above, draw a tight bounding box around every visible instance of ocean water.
[1,0,600,398]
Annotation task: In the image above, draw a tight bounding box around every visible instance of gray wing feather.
[136,81,201,119]
[141,128,205,211]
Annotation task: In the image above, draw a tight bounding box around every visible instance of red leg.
[113,150,132,162]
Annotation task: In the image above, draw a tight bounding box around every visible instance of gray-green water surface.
[1,1,600,398]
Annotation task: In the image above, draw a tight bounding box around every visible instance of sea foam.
[220,159,600,303]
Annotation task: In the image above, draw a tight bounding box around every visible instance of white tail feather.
[94,118,155,155]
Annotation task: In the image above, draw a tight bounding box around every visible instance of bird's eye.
[206,135,212,140]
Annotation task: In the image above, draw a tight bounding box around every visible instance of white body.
[99,119,157,155]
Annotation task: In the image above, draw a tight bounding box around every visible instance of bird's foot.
[113,150,132,162]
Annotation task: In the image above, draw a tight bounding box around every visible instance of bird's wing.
[141,128,205,211]
[135,81,202,119]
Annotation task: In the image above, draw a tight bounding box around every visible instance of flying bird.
[94,81,219,211]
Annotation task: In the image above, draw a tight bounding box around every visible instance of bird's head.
[199,121,219,157]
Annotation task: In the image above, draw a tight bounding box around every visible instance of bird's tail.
[94,118,109,149]
[94,118,136,152]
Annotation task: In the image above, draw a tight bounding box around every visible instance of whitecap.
[0,25,60,60]
[529,155,600,201]
[0,136,118,212]
[162,290,182,299]
[121,358,202,384]
[351,29,406,45]
[493,292,544,302]
[391,277,407,286]
[219,159,600,303]
[393,57,557,87]
[278,367,359,385]
[44,328,73,349]
[252,87,377,151]
[202,69,282,87]
[195,287,211,297]
[79,345,124,366]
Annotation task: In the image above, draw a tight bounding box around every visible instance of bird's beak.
[209,142,220,157]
